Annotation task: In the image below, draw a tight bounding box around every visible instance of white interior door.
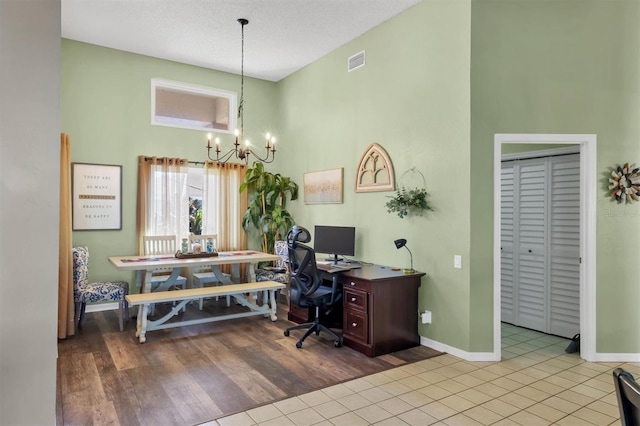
[547,154,581,338]
[500,153,581,338]
[516,159,548,332]
[500,163,516,324]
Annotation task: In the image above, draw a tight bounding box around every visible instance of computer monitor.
[313,225,356,263]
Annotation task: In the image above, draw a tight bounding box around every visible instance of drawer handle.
[350,281,356,286]
[352,322,357,327]
[351,297,357,302]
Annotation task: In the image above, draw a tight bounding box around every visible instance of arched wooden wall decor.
[355,143,395,192]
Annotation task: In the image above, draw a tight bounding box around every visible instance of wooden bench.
[126,280,286,343]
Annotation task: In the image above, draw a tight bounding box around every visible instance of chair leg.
[118,300,124,332]
[285,306,342,348]
[79,302,87,327]
[195,279,204,310]
[74,302,82,329]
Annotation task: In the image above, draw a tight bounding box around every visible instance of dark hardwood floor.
[56,298,441,425]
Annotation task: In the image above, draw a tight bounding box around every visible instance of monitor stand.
[325,254,343,264]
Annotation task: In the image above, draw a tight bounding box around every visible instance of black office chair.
[284,225,343,349]
[613,368,640,426]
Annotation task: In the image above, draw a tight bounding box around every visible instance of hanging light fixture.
[206,18,276,164]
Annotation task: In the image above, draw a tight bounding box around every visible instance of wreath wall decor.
[608,163,640,204]
[385,168,434,218]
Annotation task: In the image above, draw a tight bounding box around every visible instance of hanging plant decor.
[608,163,640,204]
[385,187,433,218]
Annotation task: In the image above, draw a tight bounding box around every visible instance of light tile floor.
[205,324,639,425]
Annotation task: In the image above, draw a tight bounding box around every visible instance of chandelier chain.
[239,19,245,141]
[205,18,276,164]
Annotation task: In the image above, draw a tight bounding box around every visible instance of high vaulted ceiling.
[62,0,421,82]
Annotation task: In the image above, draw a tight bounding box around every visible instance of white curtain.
[146,157,190,243]
[202,162,247,251]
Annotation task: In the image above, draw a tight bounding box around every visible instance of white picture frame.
[72,162,122,230]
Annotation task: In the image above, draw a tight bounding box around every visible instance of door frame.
[493,134,597,361]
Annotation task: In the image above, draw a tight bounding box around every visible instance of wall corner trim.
[420,336,499,362]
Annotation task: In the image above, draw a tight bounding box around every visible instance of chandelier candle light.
[206,18,277,164]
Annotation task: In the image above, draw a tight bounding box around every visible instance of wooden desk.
[109,250,280,294]
[289,262,425,357]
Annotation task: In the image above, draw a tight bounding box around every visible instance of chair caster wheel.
[296,341,303,349]
[334,340,342,348]
[284,330,290,337]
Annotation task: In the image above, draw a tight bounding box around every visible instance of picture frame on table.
[72,162,122,230]
[303,168,343,204]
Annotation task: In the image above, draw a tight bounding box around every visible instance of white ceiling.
[62,0,421,82]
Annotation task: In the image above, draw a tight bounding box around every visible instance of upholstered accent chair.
[72,246,129,332]
[255,240,290,305]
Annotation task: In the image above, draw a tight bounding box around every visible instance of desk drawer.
[344,288,367,313]
[344,310,368,344]
[343,277,371,292]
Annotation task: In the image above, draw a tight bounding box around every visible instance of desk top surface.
[316,262,425,281]
[109,250,279,271]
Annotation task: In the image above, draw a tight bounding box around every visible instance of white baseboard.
[85,302,120,313]
[592,352,640,363]
[421,336,499,362]
[421,336,640,363]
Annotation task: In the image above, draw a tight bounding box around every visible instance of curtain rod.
[141,156,246,169]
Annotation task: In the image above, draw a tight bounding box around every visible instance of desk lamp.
[394,238,415,274]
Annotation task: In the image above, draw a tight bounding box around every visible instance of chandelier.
[206,18,276,164]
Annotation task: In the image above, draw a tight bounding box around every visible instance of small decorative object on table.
[174,251,219,259]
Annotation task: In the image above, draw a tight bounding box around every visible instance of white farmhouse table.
[109,250,280,294]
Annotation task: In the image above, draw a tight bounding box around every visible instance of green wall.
[471,0,640,353]
[276,0,474,350]
[62,40,277,285]
[62,0,640,355]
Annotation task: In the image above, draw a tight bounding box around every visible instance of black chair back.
[283,225,344,348]
[286,226,322,306]
[613,368,640,426]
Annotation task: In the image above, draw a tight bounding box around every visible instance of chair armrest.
[328,274,343,306]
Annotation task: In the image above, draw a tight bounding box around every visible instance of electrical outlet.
[454,255,462,269]
[421,310,432,324]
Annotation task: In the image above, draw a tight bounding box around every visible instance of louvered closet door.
[500,164,516,324]
[547,154,580,338]
[516,159,548,332]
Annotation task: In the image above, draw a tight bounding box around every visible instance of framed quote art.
[72,162,122,230]
[303,168,343,204]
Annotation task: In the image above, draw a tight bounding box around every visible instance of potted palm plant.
[240,162,299,254]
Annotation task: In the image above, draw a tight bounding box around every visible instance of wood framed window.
[151,79,237,133]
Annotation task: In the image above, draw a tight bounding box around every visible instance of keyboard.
[326,267,350,273]
[326,264,362,273]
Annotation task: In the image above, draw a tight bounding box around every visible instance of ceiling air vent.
[348,50,366,72]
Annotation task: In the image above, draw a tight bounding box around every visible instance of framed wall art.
[72,162,122,230]
[355,143,395,192]
[303,168,343,204]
